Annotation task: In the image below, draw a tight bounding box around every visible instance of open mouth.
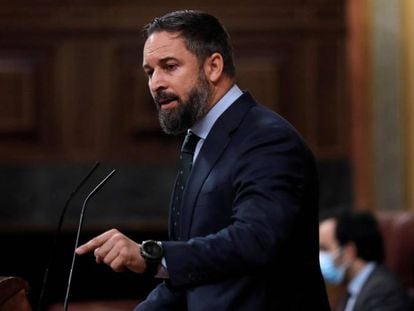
[159,99,178,110]
[156,95,179,110]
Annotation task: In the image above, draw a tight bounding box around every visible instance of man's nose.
[149,70,167,93]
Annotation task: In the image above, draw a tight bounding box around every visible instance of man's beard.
[154,72,211,135]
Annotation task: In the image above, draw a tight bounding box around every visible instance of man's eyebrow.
[143,56,179,68]
[159,56,179,64]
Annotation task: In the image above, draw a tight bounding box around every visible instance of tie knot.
[181,131,201,154]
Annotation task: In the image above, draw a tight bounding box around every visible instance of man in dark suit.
[319,211,409,311]
[76,10,330,310]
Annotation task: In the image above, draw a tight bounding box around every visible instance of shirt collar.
[191,84,243,140]
[348,262,376,297]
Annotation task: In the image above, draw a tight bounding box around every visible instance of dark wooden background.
[0,0,350,308]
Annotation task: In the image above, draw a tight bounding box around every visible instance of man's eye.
[166,64,177,71]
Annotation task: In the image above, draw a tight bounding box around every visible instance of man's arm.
[133,282,186,311]
[76,230,186,310]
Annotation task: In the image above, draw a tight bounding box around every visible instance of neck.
[347,258,368,280]
[207,76,235,111]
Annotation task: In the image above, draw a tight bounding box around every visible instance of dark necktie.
[171,131,201,240]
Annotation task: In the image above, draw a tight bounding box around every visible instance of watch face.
[143,241,163,259]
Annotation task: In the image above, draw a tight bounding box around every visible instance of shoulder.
[213,91,305,143]
[211,91,316,171]
[357,265,409,309]
[235,92,299,131]
[223,94,318,183]
[366,265,403,287]
[234,94,313,159]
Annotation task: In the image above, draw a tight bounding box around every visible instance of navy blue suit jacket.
[136,92,330,310]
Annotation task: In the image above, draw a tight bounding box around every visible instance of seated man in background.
[319,210,409,311]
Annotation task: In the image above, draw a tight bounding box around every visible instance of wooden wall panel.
[55,40,115,161]
[116,48,158,134]
[236,56,280,112]
[0,54,36,133]
[313,38,347,158]
[233,31,347,159]
[0,0,346,163]
[0,45,60,161]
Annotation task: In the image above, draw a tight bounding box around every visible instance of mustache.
[154,91,179,106]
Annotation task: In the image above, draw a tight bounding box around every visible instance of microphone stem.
[63,169,116,311]
[37,162,100,311]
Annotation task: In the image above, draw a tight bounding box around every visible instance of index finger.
[75,229,118,255]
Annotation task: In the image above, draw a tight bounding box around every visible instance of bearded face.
[143,31,214,135]
[154,71,211,135]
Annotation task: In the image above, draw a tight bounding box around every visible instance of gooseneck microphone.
[37,162,100,311]
[63,169,116,311]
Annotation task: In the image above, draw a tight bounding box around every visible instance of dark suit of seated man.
[76,10,330,311]
[319,210,409,311]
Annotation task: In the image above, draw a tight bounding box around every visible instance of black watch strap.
[142,261,160,277]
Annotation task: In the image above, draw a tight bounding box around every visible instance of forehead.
[143,31,193,65]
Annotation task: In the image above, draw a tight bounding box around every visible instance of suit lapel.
[168,174,179,239]
[179,92,256,239]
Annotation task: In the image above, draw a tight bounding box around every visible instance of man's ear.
[204,52,224,83]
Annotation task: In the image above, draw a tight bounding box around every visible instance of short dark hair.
[143,10,236,77]
[335,211,384,263]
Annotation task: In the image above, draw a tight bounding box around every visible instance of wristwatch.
[140,240,164,276]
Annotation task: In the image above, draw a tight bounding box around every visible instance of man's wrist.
[140,240,164,277]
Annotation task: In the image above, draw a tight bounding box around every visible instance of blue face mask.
[319,250,346,284]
